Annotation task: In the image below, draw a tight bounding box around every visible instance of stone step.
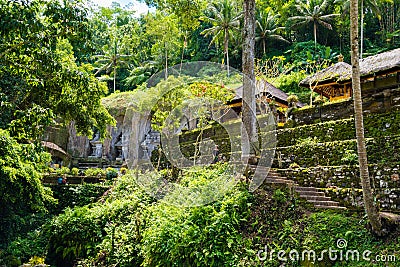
[314,205,347,210]
[307,200,340,207]
[249,164,347,210]
[264,178,292,184]
[79,164,101,168]
[297,191,326,197]
[302,195,332,201]
[264,177,288,184]
[295,186,318,192]
[266,175,283,179]
[79,162,100,165]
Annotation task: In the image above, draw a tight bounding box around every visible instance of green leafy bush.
[42,165,252,266]
[272,71,309,103]
[106,167,118,180]
[3,229,48,265]
[44,173,153,266]
[47,184,109,214]
[56,167,70,176]
[70,167,79,176]
[341,150,358,165]
[84,168,106,177]
[0,129,55,247]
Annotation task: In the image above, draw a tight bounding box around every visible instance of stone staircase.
[250,166,346,210]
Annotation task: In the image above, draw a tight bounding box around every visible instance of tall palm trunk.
[350,0,382,235]
[262,39,266,55]
[314,21,317,53]
[113,40,117,92]
[113,65,116,93]
[165,43,168,80]
[360,0,364,58]
[224,29,230,76]
[242,0,257,158]
[179,34,187,74]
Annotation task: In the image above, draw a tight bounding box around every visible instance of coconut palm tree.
[256,10,289,55]
[349,0,382,235]
[93,38,131,93]
[201,0,242,76]
[289,0,339,51]
[124,61,157,88]
[334,0,381,58]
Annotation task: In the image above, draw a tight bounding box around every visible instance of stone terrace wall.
[289,87,400,126]
[278,165,400,212]
[176,101,400,212]
[274,135,400,168]
[277,111,400,147]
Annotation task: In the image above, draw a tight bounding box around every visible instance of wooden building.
[228,79,304,124]
[300,48,400,101]
[231,79,304,109]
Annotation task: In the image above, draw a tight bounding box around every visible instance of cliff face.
[42,125,70,151]
[123,109,152,167]
[44,91,160,167]
[67,121,91,158]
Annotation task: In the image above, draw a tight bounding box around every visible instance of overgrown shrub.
[47,184,109,214]
[106,167,118,180]
[70,167,79,176]
[84,168,106,177]
[56,167,70,176]
[0,129,55,247]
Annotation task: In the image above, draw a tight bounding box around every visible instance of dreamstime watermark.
[123,61,277,207]
[257,238,396,263]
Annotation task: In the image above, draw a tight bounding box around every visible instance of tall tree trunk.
[224,29,230,76]
[263,39,266,55]
[165,43,168,80]
[113,64,116,93]
[360,0,364,59]
[314,21,317,53]
[179,34,187,74]
[350,0,382,235]
[242,0,257,159]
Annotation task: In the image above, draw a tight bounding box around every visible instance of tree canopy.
[0,0,114,141]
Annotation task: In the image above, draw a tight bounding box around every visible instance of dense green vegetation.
[0,130,55,247]
[1,165,399,266]
[3,0,397,97]
[1,0,399,266]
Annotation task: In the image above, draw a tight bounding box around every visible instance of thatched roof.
[234,80,304,107]
[342,48,400,80]
[300,48,400,87]
[299,62,351,87]
[41,141,70,158]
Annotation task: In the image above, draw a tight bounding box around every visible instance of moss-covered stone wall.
[180,110,400,152]
[174,99,400,213]
[288,87,400,126]
[277,165,400,212]
[274,135,400,168]
[277,111,400,147]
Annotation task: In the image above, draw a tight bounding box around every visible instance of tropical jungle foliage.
[1,0,400,266]
[1,165,399,266]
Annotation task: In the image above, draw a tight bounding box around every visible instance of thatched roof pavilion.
[299,62,352,100]
[299,62,351,88]
[233,79,304,108]
[300,48,400,101]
